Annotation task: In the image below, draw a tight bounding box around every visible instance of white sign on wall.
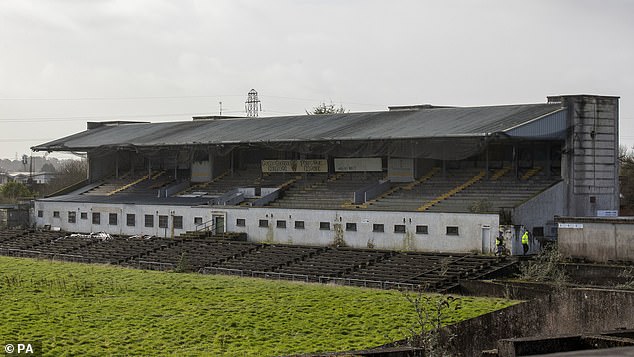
[334,158,382,172]
[558,223,584,229]
[388,158,414,182]
[597,210,618,217]
[261,160,328,173]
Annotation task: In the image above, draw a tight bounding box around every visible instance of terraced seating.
[268,172,385,209]
[115,171,177,196]
[367,168,482,211]
[0,230,65,251]
[35,234,100,255]
[133,239,257,271]
[70,237,170,264]
[217,244,322,272]
[81,173,149,196]
[0,229,518,292]
[276,247,390,278]
[426,170,560,213]
[345,253,504,292]
[178,166,293,199]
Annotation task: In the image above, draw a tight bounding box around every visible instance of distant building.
[0,172,56,185]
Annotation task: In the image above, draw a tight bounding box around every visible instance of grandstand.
[30,94,619,255]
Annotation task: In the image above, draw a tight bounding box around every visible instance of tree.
[43,160,88,195]
[620,145,634,214]
[306,101,347,115]
[40,162,57,173]
[0,181,34,203]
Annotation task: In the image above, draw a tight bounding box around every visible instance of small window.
[236,218,246,227]
[319,222,330,230]
[92,212,101,225]
[173,216,183,229]
[144,214,154,228]
[276,220,286,228]
[109,213,118,226]
[68,211,76,224]
[126,214,136,227]
[346,222,357,231]
[446,226,459,236]
[194,217,203,225]
[258,219,268,227]
[373,224,384,233]
[416,225,428,235]
[80,212,88,220]
[53,211,60,218]
[394,224,406,233]
[158,215,168,228]
[37,210,43,218]
[295,220,305,229]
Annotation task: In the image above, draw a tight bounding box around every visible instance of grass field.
[0,256,516,356]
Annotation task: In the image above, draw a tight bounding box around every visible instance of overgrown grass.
[0,257,516,356]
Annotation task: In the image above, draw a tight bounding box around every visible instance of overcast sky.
[0,0,632,160]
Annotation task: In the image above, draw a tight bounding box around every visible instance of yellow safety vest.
[521,231,529,244]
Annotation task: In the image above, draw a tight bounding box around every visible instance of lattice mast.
[245,89,261,117]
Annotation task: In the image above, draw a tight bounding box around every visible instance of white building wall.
[34,200,499,254]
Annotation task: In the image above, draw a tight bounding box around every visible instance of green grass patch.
[0,256,516,356]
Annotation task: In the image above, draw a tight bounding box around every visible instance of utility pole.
[245,89,261,117]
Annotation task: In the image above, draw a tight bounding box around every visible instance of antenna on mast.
[245,89,261,117]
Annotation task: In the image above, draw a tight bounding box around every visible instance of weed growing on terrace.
[617,267,634,290]
[519,246,568,287]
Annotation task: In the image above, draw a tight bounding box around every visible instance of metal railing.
[134,260,175,271]
[199,266,420,290]
[194,220,216,233]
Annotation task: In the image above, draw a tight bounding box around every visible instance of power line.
[0,138,55,143]
[0,111,217,123]
[0,94,245,101]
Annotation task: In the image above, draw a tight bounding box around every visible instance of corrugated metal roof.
[32,103,564,152]
[505,109,567,139]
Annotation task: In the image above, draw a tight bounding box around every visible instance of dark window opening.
[373,224,384,233]
[92,212,101,225]
[158,215,168,228]
[446,226,459,236]
[144,215,154,228]
[173,216,183,229]
[416,225,428,234]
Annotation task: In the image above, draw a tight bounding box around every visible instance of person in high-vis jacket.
[496,232,506,256]
[521,229,529,255]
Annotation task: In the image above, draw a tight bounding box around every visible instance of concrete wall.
[513,181,564,240]
[557,217,634,263]
[444,287,634,356]
[553,95,620,217]
[33,200,499,253]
